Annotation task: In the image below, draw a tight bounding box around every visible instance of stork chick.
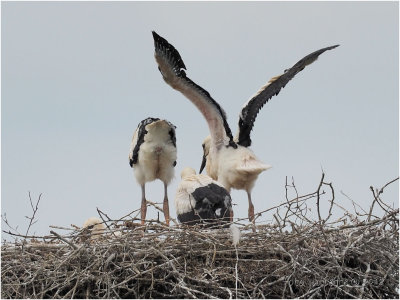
[175,167,232,227]
[129,117,177,226]
[152,31,338,223]
[82,217,106,241]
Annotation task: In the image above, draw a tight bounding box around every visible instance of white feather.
[175,167,224,215]
[230,224,241,247]
[82,217,105,240]
[203,136,271,192]
[130,120,177,186]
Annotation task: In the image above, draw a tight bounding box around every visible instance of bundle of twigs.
[1,175,398,299]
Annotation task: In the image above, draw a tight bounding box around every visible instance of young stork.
[152,31,338,222]
[129,117,177,226]
[175,167,232,227]
[82,217,106,241]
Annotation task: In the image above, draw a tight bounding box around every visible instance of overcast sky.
[2,2,399,240]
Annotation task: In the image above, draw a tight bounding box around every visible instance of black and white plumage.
[129,117,177,225]
[153,31,338,222]
[175,167,232,227]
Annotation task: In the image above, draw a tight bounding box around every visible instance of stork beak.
[199,155,207,174]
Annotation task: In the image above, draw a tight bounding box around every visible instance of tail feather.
[236,157,272,174]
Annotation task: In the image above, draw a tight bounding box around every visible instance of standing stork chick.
[129,117,177,226]
[152,31,338,223]
[175,167,232,227]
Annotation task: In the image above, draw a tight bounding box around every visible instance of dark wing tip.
[152,31,164,44]
[152,31,187,71]
[237,44,339,148]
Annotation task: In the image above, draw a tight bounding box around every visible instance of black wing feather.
[152,31,237,149]
[237,45,339,147]
[129,117,160,167]
[192,184,232,220]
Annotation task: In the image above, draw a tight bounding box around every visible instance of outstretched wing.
[237,45,339,147]
[152,31,237,150]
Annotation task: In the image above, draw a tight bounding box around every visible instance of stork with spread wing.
[152,31,338,223]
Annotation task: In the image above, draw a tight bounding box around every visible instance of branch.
[50,230,78,250]
[25,192,42,237]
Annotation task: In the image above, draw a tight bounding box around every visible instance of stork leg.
[247,191,255,222]
[140,184,147,225]
[163,182,170,226]
[247,191,256,232]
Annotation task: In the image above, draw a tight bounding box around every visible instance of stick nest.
[2,175,399,299]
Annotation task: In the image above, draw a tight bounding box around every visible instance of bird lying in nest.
[175,167,232,228]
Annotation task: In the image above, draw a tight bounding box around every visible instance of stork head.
[181,167,196,179]
[82,217,105,241]
[199,135,211,173]
[145,119,170,132]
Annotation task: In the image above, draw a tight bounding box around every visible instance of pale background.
[2,2,399,239]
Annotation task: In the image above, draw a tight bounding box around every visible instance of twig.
[25,192,42,237]
[146,200,178,225]
[50,230,78,250]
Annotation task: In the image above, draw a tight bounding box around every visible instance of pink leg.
[163,183,170,226]
[247,191,255,222]
[247,191,256,232]
[141,184,147,225]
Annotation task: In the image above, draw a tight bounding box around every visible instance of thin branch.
[50,230,78,250]
[24,192,42,237]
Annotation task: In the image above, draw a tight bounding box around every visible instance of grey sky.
[2,2,399,239]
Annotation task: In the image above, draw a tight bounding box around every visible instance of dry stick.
[378,177,399,195]
[96,207,118,238]
[324,181,335,223]
[252,189,323,224]
[146,200,178,225]
[289,176,312,226]
[369,187,389,218]
[1,230,50,240]
[273,191,322,214]
[25,192,42,237]
[324,208,399,233]
[368,177,399,222]
[282,176,300,227]
[1,213,21,237]
[316,172,325,225]
[50,230,78,250]
[283,176,294,227]
[333,193,358,221]
[340,190,368,217]
[359,262,371,298]
[151,246,217,299]
[115,207,141,222]
[234,245,239,298]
